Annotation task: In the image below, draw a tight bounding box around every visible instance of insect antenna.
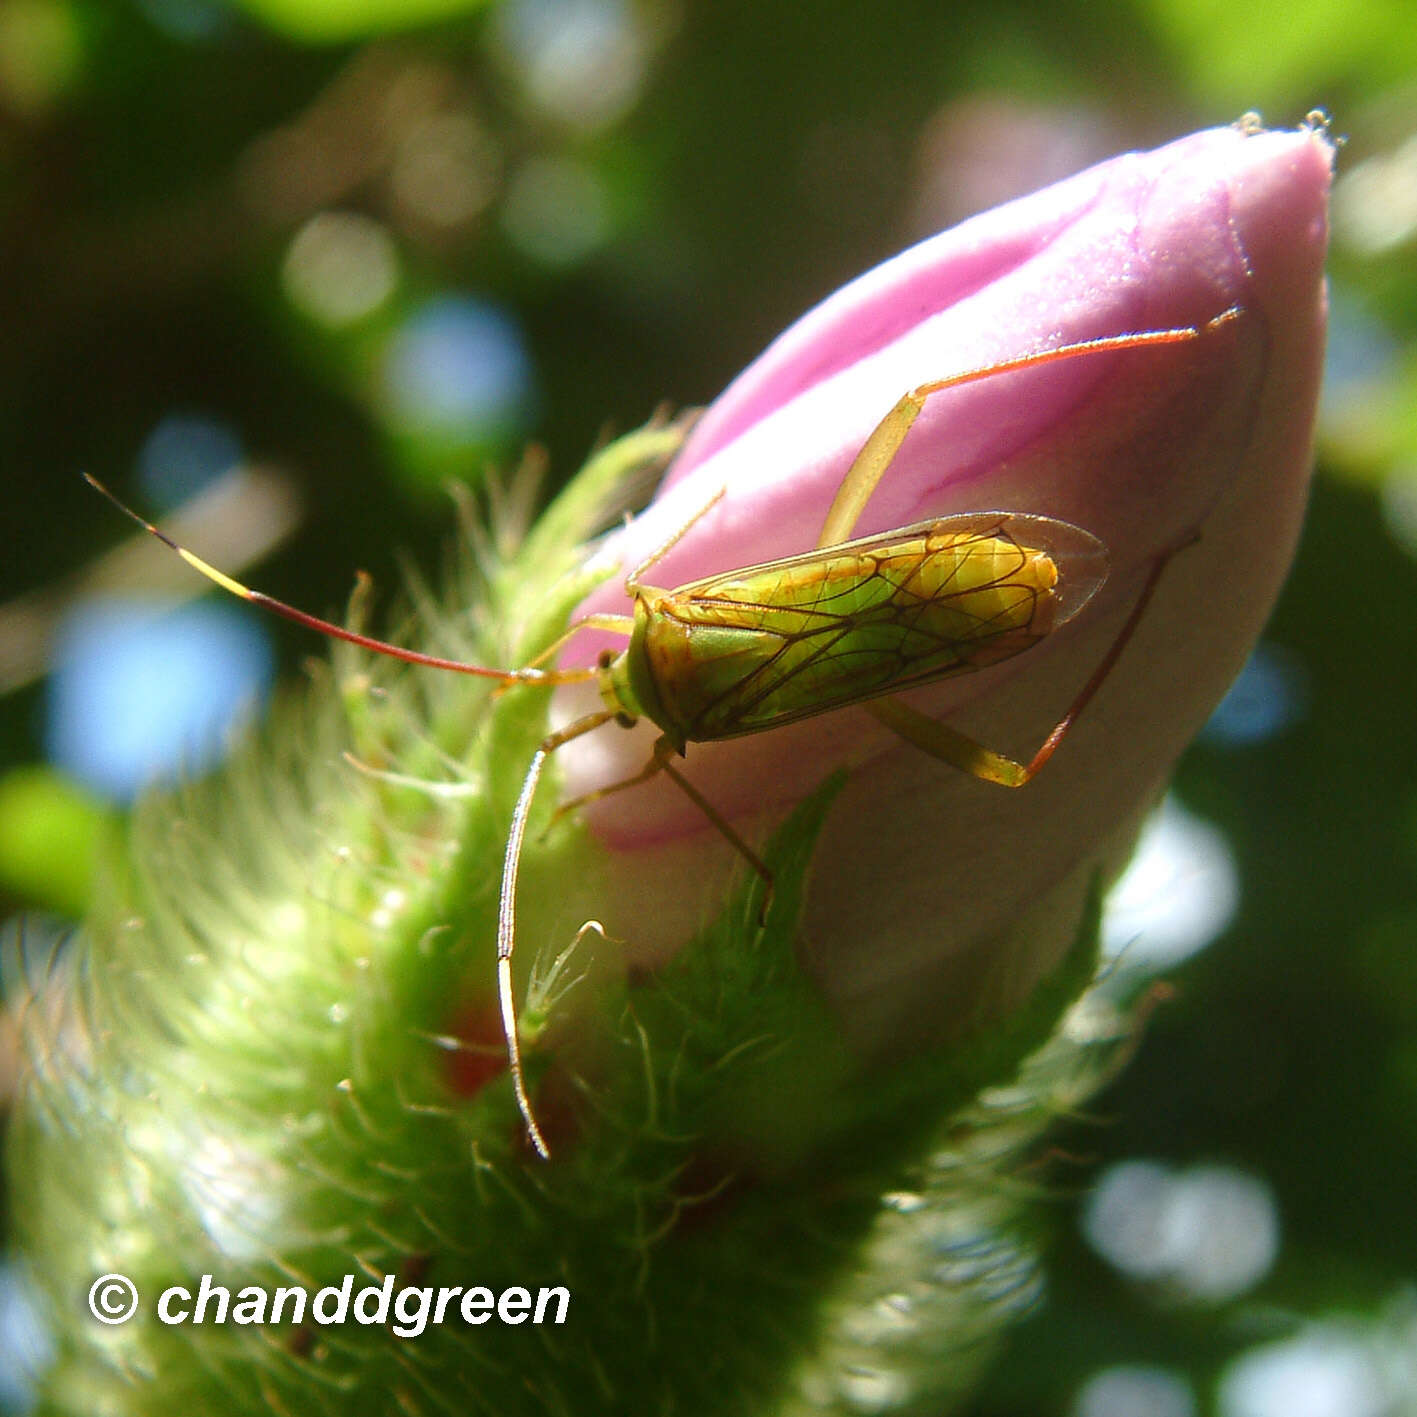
[497,708,620,1159]
[83,474,596,688]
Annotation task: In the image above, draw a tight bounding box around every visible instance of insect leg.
[507,731,773,1155]
[517,614,636,672]
[487,613,635,702]
[815,328,1202,550]
[499,708,620,1159]
[546,735,675,825]
[866,542,1180,786]
[624,487,726,592]
[658,754,775,923]
[553,737,775,912]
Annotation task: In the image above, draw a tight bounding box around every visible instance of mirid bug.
[87,323,1205,1158]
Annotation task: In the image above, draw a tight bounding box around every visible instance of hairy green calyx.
[9,425,1134,1417]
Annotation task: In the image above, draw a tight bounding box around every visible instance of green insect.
[87,323,1203,1158]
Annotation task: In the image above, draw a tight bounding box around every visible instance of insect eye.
[615,712,637,729]
[597,649,615,668]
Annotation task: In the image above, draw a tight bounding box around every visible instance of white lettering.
[193,1275,229,1325]
[270,1286,307,1324]
[136,1273,568,1333]
[533,1287,570,1324]
[232,1287,267,1324]
[312,1273,353,1324]
[354,1274,395,1325]
[498,1287,530,1325]
[392,1287,434,1339]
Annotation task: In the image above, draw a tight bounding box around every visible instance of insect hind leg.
[866,540,1184,787]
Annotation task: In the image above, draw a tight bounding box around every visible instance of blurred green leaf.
[1140,0,1417,108]
[0,766,112,918]
[229,0,490,43]
[0,0,84,115]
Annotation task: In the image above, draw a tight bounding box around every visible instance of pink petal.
[545,120,1331,1042]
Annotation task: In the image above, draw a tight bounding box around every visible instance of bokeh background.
[2,1,1416,1414]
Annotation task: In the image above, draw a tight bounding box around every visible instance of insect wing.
[645,512,1108,741]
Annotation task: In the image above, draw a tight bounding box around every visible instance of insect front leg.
[656,753,774,920]
[488,613,635,702]
[517,614,636,673]
[624,487,727,593]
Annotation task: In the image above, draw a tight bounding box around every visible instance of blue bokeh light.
[136,412,244,512]
[1073,1365,1196,1417]
[491,0,649,130]
[131,0,231,43]
[1102,794,1240,971]
[1218,1329,1390,1417]
[0,1260,52,1415]
[1320,290,1399,417]
[381,296,534,442]
[46,597,274,803]
[1202,642,1308,747]
[1082,1159,1279,1304]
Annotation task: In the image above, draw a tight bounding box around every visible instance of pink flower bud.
[551,120,1331,1048]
